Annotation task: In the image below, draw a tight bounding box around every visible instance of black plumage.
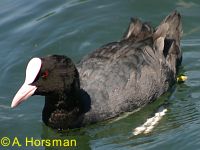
[11,11,182,129]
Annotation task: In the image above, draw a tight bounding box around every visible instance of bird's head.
[11,55,80,108]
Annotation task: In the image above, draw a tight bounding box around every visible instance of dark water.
[0,0,200,149]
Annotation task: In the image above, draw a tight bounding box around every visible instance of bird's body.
[11,11,182,129]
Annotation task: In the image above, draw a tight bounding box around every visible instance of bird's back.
[77,11,182,123]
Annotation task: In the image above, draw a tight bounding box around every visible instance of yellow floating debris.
[177,75,188,83]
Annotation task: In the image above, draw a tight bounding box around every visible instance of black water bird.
[11,11,182,129]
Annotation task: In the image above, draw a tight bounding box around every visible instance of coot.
[11,11,182,129]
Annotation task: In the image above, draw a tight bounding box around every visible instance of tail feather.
[154,11,182,47]
[153,11,182,73]
[123,18,154,41]
[123,11,182,69]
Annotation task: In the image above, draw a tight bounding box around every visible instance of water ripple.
[182,39,200,47]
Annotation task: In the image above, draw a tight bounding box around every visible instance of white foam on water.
[133,108,168,135]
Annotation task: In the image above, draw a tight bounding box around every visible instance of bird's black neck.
[42,91,83,130]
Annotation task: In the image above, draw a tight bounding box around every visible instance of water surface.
[0,0,200,149]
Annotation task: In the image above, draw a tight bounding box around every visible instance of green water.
[0,0,200,149]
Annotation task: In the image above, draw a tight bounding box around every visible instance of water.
[0,0,200,149]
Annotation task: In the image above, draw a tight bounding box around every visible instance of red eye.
[42,70,49,79]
